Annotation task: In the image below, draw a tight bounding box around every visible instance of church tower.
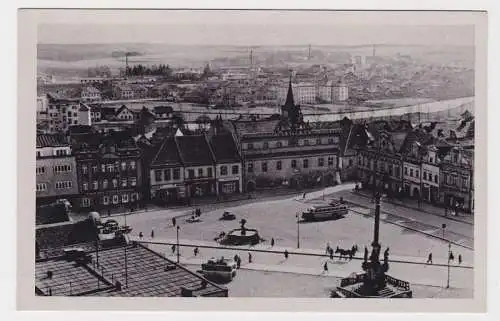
[281,75,303,131]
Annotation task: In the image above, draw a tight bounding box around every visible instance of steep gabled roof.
[115,105,132,116]
[209,133,241,163]
[175,135,215,166]
[150,137,182,167]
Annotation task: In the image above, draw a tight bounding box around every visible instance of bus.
[301,203,348,222]
[199,257,237,282]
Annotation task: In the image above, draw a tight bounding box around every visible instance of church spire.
[285,75,295,106]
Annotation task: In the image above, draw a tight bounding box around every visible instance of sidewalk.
[137,237,473,289]
[353,190,474,225]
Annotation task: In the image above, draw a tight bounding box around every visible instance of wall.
[36,156,79,199]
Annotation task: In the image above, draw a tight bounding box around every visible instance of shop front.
[218,177,241,195]
[152,184,186,204]
[186,180,216,198]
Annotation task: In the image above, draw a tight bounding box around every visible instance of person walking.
[172,217,176,227]
[193,247,199,257]
[326,242,331,255]
[248,252,252,263]
[236,255,241,269]
[303,192,307,199]
[323,262,328,273]
[458,254,462,265]
[151,229,155,239]
[271,238,275,247]
[284,250,289,259]
[139,232,143,239]
[329,248,334,260]
[449,251,455,262]
[426,252,433,264]
[171,244,176,254]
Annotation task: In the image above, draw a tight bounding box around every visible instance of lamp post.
[446,242,451,289]
[441,223,446,240]
[296,212,300,249]
[176,226,180,263]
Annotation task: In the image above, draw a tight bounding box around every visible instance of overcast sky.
[37,10,476,46]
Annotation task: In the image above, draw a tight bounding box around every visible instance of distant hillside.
[37,44,145,62]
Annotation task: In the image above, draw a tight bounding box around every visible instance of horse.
[335,247,355,260]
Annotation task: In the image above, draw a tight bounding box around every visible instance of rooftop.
[175,135,215,166]
[151,136,183,167]
[36,134,68,148]
[209,133,241,163]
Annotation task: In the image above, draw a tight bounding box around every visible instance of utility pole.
[124,241,128,288]
[176,226,180,263]
[296,213,300,249]
[446,243,451,288]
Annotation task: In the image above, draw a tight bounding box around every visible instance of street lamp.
[441,223,446,240]
[446,242,451,289]
[296,212,300,249]
[176,226,180,263]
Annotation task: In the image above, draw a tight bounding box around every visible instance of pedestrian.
[303,192,307,199]
[193,247,199,257]
[151,229,155,239]
[284,250,289,259]
[107,209,111,217]
[248,252,252,263]
[426,252,433,264]
[139,232,143,239]
[458,254,462,265]
[234,254,239,263]
[329,248,334,260]
[323,262,328,273]
[172,217,176,227]
[449,251,455,262]
[236,256,241,269]
[271,238,275,247]
[326,242,331,255]
[171,244,176,254]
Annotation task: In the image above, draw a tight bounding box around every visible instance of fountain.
[219,219,262,246]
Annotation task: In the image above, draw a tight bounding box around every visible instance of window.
[423,172,427,180]
[429,157,434,164]
[130,161,136,170]
[277,141,283,148]
[416,170,419,178]
[92,165,98,173]
[36,151,41,158]
[173,168,181,180]
[263,142,269,149]
[328,157,334,166]
[164,169,171,181]
[276,161,282,170]
[434,175,438,183]
[248,163,254,173]
[122,194,129,203]
[82,165,88,174]
[112,179,118,188]
[222,182,237,194]
[316,138,322,145]
[198,168,203,177]
[304,139,310,146]
[103,196,110,205]
[101,164,106,172]
[54,165,71,173]
[410,169,414,177]
[154,170,162,182]
[130,177,137,186]
[188,169,195,179]
[121,179,127,187]
[358,157,362,166]
[36,183,47,192]
[112,195,119,204]
[121,162,127,171]
[221,166,228,176]
[82,182,88,191]
[303,159,309,168]
[318,158,324,167]
[232,165,239,175]
[405,167,408,175]
[55,181,72,189]
[103,179,108,189]
[107,164,114,172]
[92,181,98,190]
[247,143,254,150]
[36,167,45,175]
[261,162,268,172]
[328,138,334,144]
[291,160,297,168]
[81,198,91,207]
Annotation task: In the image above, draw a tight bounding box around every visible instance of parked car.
[220,211,236,221]
[55,198,72,210]
[186,216,201,223]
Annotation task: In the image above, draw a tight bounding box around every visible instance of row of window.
[444,174,469,188]
[80,193,140,207]
[53,165,72,173]
[246,137,338,150]
[36,183,47,192]
[248,157,335,173]
[404,167,420,179]
[187,167,213,179]
[154,168,182,182]
[82,177,137,191]
[82,161,136,174]
[422,172,439,183]
[36,167,45,175]
[220,165,239,176]
[55,181,73,189]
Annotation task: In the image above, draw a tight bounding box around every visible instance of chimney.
[47,271,53,279]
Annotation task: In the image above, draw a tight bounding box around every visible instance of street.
[107,183,474,293]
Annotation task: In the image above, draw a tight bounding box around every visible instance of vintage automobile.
[219,211,236,221]
[198,257,237,282]
[186,216,201,223]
